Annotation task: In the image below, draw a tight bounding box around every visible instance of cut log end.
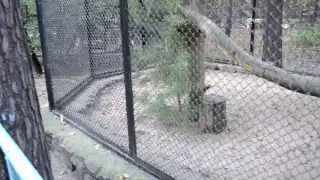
[199,94,227,134]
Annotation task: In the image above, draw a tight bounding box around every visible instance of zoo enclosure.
[37,0,320,179]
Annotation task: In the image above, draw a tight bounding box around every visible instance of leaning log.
[179,6,320,98]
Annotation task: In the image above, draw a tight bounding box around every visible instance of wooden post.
[199,94,227,134]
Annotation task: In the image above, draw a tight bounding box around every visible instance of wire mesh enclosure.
[37,0,320,179]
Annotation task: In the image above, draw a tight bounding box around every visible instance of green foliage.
[147,93,180,125]
[145,92,199,126]
[294,25,320,46]
[131,0,203,125]
[132,44,163,70]
[21,0,41,54]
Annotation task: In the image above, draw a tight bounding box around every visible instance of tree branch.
[179,6,320,98]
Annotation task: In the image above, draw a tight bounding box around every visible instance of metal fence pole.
[119,0,137,158]
[35,0,55,110]
[84,0,95,77]
[250,0,256,55]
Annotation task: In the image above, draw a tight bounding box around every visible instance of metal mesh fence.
[40,0,92,103]
[38,0,320,179]
[129,0,319,179]
[39,0,129,152]
[86,0,123,76]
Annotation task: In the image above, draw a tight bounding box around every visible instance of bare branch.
[179,6,320,98]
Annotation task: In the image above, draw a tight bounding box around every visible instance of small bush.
[294,25,320,46]
[132,44,163,70]
[145,93,199,126]
[131,1,204,125]
[22,0,41,54]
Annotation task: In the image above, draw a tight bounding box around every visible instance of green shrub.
[132,44,163,70]
[134,29,202,125]
[22,0,41,54]
[131,0,205,125]
[294,24,320,46]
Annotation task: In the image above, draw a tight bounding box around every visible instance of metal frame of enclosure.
[36,0,174,179]
[36,0,320,179]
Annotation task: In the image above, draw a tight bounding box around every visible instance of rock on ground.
[50,151,79,180]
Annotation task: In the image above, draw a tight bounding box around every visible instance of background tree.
[308,0,319,25]
[262,0,284,68]
[21,0,41,55]
[0,0,53,179]
[225,0,233,37]
[187,0,205,122]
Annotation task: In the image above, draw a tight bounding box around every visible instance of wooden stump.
[199,94,227,134]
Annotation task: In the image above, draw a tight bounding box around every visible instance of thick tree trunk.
[0,0,53,179]
[0,150,9,180]
[262,0,283,68]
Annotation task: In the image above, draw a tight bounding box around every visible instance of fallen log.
[179,6,320,98]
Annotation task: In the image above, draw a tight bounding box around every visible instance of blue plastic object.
[0,123,43,180]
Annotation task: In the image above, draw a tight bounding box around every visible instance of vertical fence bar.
[119,0,137,158]
[84,0,95,77]
[250,0,256,55]
[35,0,55,110]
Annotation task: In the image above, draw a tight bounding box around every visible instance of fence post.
[119,0,137,158]
[84,0,95,77]
[250,0,256,55]
[35,0,55,110]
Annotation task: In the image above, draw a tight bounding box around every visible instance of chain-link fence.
[38,0,320,179]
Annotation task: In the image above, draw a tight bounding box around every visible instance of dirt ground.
[58,69,320,180]
[34,75,49,108]
[34,75,79,180]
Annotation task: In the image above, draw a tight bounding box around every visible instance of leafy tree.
[294,24,320,46]
[21,0,41,55]
[285,0,318,22]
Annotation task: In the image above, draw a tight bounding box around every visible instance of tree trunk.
[309,0,319,25]
[225,0,233,37]
[0,150,9,180]
[187,0,205,122]
[0,0,53,179]
[262,0,283,68]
